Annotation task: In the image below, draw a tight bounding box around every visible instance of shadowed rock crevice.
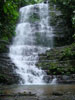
[0,53,20,84]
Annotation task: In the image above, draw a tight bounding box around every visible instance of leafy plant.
[63,48,72,57]
[50,0,75,42]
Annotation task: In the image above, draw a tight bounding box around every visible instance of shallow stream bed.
[0,84,75,100]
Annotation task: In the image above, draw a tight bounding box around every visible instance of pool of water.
[0,84,75,96]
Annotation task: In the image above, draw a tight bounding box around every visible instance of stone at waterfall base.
[0,91,75,100]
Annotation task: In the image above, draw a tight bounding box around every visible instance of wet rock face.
[56,74,75,84]
[0,53,20,84]
[36,43,75,83]
[0,40,9,53]
[44,0,48,3]
[43,75,51,83]
[43,74,75,84]
[0,40,20,84]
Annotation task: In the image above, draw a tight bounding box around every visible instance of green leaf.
[3,5,7,13]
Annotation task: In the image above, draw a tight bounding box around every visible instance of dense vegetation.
[50,0,75,43]
[0,0,43,53]
[37,43,75,75]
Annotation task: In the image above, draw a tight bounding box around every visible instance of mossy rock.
[37,43,75,75]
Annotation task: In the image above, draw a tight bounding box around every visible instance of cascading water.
[9,2,54,85]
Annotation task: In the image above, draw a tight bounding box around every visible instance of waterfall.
[9,2,54,85]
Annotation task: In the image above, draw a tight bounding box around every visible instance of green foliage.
[37,43,75,75]
[63,48,72,57]
[0,0,44,52]
[2,0,19,22]
[73,34,75,40]
[2,36,8,41]
[35,0,44,3]
[60,43,75,60]
[50,0,75,42]
[19,0,44,5]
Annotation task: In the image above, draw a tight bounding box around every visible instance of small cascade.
[51,78,57,85]
[9,2,55,85]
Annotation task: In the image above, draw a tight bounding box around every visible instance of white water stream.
[9,2,55,85]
